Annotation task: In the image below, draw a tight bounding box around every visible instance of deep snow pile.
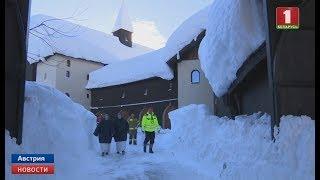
[28,14,151,64]
[5,81,100,179]
[199,0,266,97]
[168,105,315,180]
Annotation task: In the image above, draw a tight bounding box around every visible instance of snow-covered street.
[5,82,314,180]
[87,132,212,180]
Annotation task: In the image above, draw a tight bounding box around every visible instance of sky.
[30,0,213,49]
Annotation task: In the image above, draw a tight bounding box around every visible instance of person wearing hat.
[128,113,139,145]
[93,113,114,156]
[141,107,160,153]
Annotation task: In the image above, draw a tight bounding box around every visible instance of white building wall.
[36,58,58,87]
[178,59,215,113]
[36,54,104,110]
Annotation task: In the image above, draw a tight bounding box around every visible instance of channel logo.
[276,7,299,29]
[11,154,54,174]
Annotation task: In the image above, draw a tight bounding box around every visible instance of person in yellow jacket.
[141,107,160,153]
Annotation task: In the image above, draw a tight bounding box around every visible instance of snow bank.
[28,14,151,64]
[87,6,209,89]
[168,105,315,180]
[199,0,266,97]
[86,48,174,88]
[5,81,100,179]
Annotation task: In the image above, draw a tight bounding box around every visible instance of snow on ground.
[28,14,151,65]
[167,104,315,180]
[199,0,266,97]
[5,82,314,179]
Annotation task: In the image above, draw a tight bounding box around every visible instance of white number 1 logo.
[283,9,291,24]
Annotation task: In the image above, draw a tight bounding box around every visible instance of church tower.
[112,0,133,47]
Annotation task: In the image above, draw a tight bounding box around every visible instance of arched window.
[66,71,70,78]
[144,88,148,96]
[168,82,172,91]
[121,91,126,98]
[66,60,71,67]
[191,70,200,84]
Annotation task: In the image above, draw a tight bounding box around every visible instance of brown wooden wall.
[90,64,178,125]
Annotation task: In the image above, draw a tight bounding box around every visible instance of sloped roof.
[28,14,150,64]
[87,6,210,89]
[112,0,133,33]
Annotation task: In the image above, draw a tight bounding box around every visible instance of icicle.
[177,52,180,60]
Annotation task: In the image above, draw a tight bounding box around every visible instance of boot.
[143,143,147,153]
[101,152,105,156]
[149,144,154,153]
[129,139,132,145]
[122,150,125,155]
[105,152,108,155]
[133,139,137,145]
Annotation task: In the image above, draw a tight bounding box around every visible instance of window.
[66,71,70,78]
[121,91,126,98]
[168,82,173,91]
[67,60,70,67]
[191,70,200,84]
[44,73,47,80]
[87,94,89,99]
[87,74,89,80]
[65,93,70,97]
[144,88,148,96]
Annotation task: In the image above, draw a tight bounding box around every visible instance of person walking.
[93,113,114,156]
[128,113,139,145]
[142,107,160,153]
[114,111,129,155]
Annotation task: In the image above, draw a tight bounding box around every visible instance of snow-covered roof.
[28,14,150,64]
[87,6,210,89]
[112,0,133,33]
[86,48,174,89]
[198,0,266,97]
[165,6,209,56]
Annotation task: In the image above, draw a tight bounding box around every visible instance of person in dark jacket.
[93,113,114,156]
[114,111,129,155]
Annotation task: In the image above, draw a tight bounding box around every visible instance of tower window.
[168,82,173,91]
[87,94,89,99]
[66,71,70,78]
[67,60,71,67]
[191,70,200,84]
[121,91,126,98]
[87,74,89,80]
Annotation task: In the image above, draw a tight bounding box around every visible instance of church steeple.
[112,0,133,47]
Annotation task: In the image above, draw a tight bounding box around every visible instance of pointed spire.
[112,0,133,33]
